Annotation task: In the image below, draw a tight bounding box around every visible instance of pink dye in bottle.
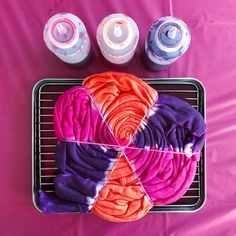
[43,13,92,67]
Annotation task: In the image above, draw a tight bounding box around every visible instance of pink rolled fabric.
[125,147,200,205]
[124,94,205,205]
[53,86,118,145]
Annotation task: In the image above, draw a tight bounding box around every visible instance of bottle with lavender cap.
[143,16,191,71]
[96,13,139,68]
[43,13,93,67]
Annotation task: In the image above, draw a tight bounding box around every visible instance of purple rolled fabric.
[134,95,206,152]
[38,190,90,213]
[55,141,117,180]
[39,141,119,213]
[54,174,100,205]
[54,173,105,199]
[125,94,205,205]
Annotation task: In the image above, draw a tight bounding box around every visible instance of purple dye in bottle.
[143,16,191,71]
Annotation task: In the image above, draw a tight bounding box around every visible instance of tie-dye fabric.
[38,72,205,222]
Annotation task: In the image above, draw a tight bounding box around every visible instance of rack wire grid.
[32,78,206,212]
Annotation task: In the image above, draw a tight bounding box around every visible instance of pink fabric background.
[1,0,236,235]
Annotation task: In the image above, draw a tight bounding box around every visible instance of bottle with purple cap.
[96,13,139,68]
[43,13,92,67]
[143,16,191,71]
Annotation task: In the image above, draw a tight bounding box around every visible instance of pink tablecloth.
[1,0,236,235]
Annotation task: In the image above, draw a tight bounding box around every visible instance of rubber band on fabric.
[61,139,200,157]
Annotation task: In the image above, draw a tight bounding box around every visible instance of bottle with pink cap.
[43,13,92,67]
[96,13,139,68]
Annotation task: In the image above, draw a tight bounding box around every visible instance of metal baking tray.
[32,78,206,213]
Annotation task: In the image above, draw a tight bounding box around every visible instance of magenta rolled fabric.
[125,94,205,205]
[53,86,118,145]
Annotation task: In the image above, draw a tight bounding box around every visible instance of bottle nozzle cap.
[167,26,178,39]
[159,23,182,47]
[52,21,74,43]
[113,24,123,37]
[56,23,68,36]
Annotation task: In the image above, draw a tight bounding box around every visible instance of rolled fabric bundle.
[83,72,158,146]
[38,72,206,222]
[133,95,206,152]
[92,155,153,222]
[55,141,118,181]
[125,94,205,205]
[40,84,121,213]
[53,86,118,146]
[125,147,200,205]
[38,190,89,214]
[39,141,120,213]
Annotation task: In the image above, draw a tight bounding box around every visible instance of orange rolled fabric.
[92,155,153,222]
[83,72,158,146]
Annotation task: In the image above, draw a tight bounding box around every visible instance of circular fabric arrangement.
[38,72,205,222]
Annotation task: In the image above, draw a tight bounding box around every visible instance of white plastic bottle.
[43,13,92,67]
